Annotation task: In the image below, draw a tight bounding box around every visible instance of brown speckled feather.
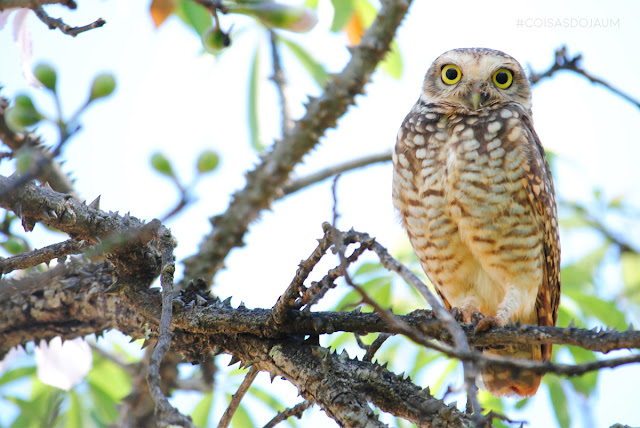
[393,48,561,397]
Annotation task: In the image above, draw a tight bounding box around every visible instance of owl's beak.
[469,83,489,110]
[471,92,482,110]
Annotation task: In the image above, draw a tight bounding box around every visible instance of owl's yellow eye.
[441,64,462,85]
[492,68,513,89]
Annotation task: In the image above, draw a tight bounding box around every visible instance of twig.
[529,46,640,110]
[0,238,88,274]
[217,366,259,428]
[271,230,333,325]
[363,333,391,362]
[0,97,78,198]
[33,6,105,36]
[146,227,194,428]
[182,0,412,285]
[269,31,292,134]
[263,400,313,428]
[329,225,480,426]
[283,150,393,195]
[0,0,72,10]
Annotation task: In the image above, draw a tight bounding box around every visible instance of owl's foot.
[474,316,505,334]
[450,307,465,323]
[450,307,485,326]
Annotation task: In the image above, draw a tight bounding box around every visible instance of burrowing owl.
[392,48,560,397]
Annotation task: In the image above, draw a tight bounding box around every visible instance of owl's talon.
[450,307,464,323]
[474,316,503,334]
[471,310,485,326]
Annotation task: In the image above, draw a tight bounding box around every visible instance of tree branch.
[218,366,259,428]
[529,46,640,109]
[283,150,393,195]
[181,0,413,285]
[33,6,105,36]
[0,238,88,274]
[263,400,313,428]
[0,97,78,197]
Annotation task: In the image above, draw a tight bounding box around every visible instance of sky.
[1,0,640,427]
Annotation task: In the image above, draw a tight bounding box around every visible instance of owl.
[392,48,560,397]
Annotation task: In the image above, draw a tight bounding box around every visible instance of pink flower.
[0,8,42,87]
[35,337,93,391]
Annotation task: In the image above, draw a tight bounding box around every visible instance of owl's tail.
[480,343,548,397]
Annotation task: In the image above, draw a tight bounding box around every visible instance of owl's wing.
[520,114,561,362]
[393,105,455,312]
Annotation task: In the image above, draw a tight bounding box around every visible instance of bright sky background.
[1,1,640,427]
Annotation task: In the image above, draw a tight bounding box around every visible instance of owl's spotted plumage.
[392,48,560,397]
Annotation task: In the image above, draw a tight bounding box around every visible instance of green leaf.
[353,262,384,277]
[329,0,356,32]
[88,354,132,401]
[280,37,328,87]
[88,380,119,425]
[1,237,28,255]
[621,252,640,299]
[196,150,220,173]
[430,359,459,396]
[380,40,403,79]
[566,293,627,330]
[151,152,176,178]
[65,390,84,428]
[0,365,36,387]
[249,385,288,413]
[560,243,609,293]
[558,213,591,230]
[176,0,212,36]
[566,346,598,396]
[248,46,263,152]
[227,398,254,428]
[546,376,570,428]
[191,392,213,427]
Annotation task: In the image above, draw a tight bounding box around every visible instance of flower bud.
[151,152,175,177]
[196,150,220,173]
[34,64,57,92]
[89,73,116,102]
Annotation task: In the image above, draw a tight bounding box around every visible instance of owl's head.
[420,48,532,113]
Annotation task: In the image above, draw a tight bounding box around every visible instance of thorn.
[238,301,246,309]
[568,319,576,329]
[222,296,232,307]
[228,355,241,366]
[628,323,635,331]
[89,195,101,210]
[42,182,52,190]
[270,370,277,383]
[338,349,349,362]
[196,294,207,306]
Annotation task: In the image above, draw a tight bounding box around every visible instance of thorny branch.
[181,0,413,285]
[146,227,194,428]
[0,238,88,274]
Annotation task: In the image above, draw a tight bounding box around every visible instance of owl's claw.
[474,316,504,334]
[450,307,464,323]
